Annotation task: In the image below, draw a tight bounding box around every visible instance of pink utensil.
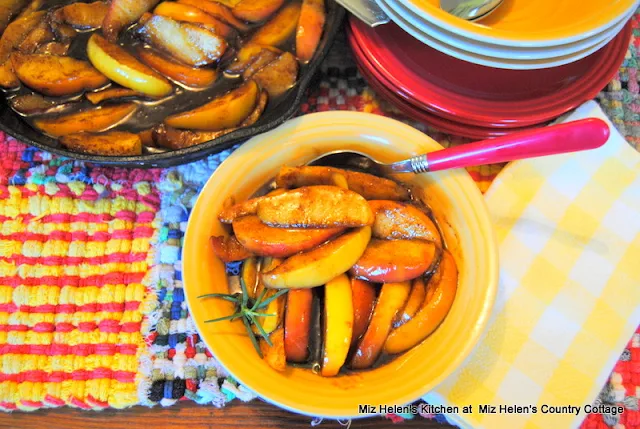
[308,118,610,174]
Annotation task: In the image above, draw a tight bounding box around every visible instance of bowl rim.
[182,111,500,418]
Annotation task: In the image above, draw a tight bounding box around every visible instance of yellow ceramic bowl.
[405,0,638,45]
[182,112,498,418]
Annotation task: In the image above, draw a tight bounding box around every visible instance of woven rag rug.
[0,15,639,429]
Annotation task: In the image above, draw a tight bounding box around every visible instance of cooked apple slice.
[296,0,324,63]
[241,48,279,79]
[10,93,69,115]
[262,226,371,289]
[257,288,285,334]
[137,47,218,89]
[138,14,227,67]
[275,166,410,200]
[238,88,268,126]
[35,41,70,55]
[240,256,259,298]
[232,0,284,22]
[350,281,411,369]
[102,0,160,42]
[350,278,376,347]
[51,1,108,30]
[86,87,143,104]
[284,288,313,362]
[369,200,442,246]
[394,277,425,327]
[152,124,229,150]
[260,327,286,371]
[51,22,77,42]
[384,250,458,354]
[351,239,437,283]
[251,51,298,97]
[210,234,254,262]
[59,131,142,156]
[87,33,173,97]
[17,20,54,53]
[256,186,374,228]
[225,43,281,75]
[0,0,30,34]
[321,273,353,376]
[178,0,249,31]
[165,80,258,130]
[11,53,108,96]
[153,2,234,37]
[0,59,19,89]
[0,10,45,62]
[249,2,301,47]
[232,215,344,258]
[138,128,155,147]
[33,103,136,137]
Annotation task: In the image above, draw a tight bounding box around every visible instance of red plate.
[348,17,632,128]
[348,30,546,139]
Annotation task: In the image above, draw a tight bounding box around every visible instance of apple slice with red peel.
[178,0,249,31]
[350,278,376,347]
[296,0,324,63]
[232,215,344,258]
[350,239,437,283]
[249,2,300,47]
[232,0,284,22]
[284,288,313,362]
[350,281,411,369]
[384,250,458,355]
[262,226,371,289]
[394,277,426,327]
[369,200,441,246]
[210,235,254,262]
[153,2,234,37]
[321,273,353,376]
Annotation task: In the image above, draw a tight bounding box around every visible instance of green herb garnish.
[198,277,288,358]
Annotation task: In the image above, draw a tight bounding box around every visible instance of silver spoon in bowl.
[306,118,610,176]
[440,0,504,21]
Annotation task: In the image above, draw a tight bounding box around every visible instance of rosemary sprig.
[198,278,289,357]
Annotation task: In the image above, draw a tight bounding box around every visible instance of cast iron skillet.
[0,1,345,168]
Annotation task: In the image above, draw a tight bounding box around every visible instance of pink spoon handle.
[424,118,610,172]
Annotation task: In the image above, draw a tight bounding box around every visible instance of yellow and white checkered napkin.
[423,100,640,429]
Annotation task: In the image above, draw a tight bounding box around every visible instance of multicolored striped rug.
[0,15,638,429]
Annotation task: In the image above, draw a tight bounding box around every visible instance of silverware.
[335,0,390,27]
[440,0,504,21]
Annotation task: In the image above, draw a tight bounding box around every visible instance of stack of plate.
[376,0,639,70]
[347,12,633,138]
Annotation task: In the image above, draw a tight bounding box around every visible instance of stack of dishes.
[346,0,636,138]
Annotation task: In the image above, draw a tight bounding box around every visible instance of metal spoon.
[307,118,610,176]
[336,0,390,27]
[440,0,504,21]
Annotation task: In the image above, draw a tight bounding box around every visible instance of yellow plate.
[405,0,638,45]
[182,111,499,418]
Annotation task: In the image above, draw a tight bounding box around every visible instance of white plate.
[385,0,634,60]
[376,0,624,70]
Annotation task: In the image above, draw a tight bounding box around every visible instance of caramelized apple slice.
[59,131,142,156]
[86,87,143,104]
[284,288,313,362]
[50,22,77,42]
[232,215,345,258]
[260,327,286,371]
[178,0,249,31]
[384,250,458,354]
[0,0,30,34]
[351,239,437,283]
[51,1,108,30]
[17,19,54,53]
[350,278,376,347]
[261,226,371,289]
[394,277,426,327]
[138,14,227,67]
[295,0,324,63]
[102,0,160,42]
[0,59,19,90]
[232,0,284,22]
[33,103,136,137]
[241,48,279,79]
[87,33,173,97]
[275,166,411,200]
[165,80,258,130]
[256,186,374,228]
[322,273,353,376]
[350,281,411,369]
[0,10,45,63]
[35,41,69,55]
[153,2,234,37]
[369,200,442,246]
[210,234,254,262]
[138,128,155,147]
[137,47,218,88]
[249,2,301,47]
[251,51,298,97]
[10,93,67,115]
[225,43,281,75]
[12,53,109,96]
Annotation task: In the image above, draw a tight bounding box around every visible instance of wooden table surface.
[0,400,457,429]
